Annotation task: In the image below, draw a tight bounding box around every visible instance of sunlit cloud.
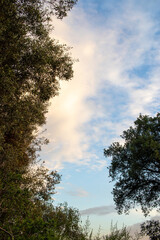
[42,1,160,170]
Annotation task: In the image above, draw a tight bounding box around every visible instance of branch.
[0,226,14,240]
[143,167,160,174]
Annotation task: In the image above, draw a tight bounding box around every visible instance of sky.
[40,0,160,237]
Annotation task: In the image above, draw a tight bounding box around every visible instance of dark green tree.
[104,113,160,215]
[0,0,77,238]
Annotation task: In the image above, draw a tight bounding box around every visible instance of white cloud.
[66,188,89,197]
[80,205,116,216]
[42,1,160,169]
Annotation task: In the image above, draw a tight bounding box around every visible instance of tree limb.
[0,226,14,240]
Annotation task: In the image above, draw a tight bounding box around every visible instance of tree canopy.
[104,113,160,215]
[0,0,79,238]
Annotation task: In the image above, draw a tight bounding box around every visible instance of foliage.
[0,0,76,171]
[23,165,61,202]
[0,0,77,238]
[140,220,160,240]
[0,166,61,239]
[104,113,160,215]
[44,203,87,240]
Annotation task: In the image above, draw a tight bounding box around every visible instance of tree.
[104,113,160,215]
[0,0,77,238]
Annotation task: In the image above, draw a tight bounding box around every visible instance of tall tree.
[0,0,77,238]
[104,113,160,215]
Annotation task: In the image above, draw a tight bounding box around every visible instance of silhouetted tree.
[104,113,160,215]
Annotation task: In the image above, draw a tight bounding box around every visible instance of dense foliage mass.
[104,113,160,215]
[0,0,80,238]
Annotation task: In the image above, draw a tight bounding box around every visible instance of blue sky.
[41,0,160,236]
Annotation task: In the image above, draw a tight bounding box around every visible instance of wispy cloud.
[80,205,116,216]
[66,188,89,197]
[42,0,160,169]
